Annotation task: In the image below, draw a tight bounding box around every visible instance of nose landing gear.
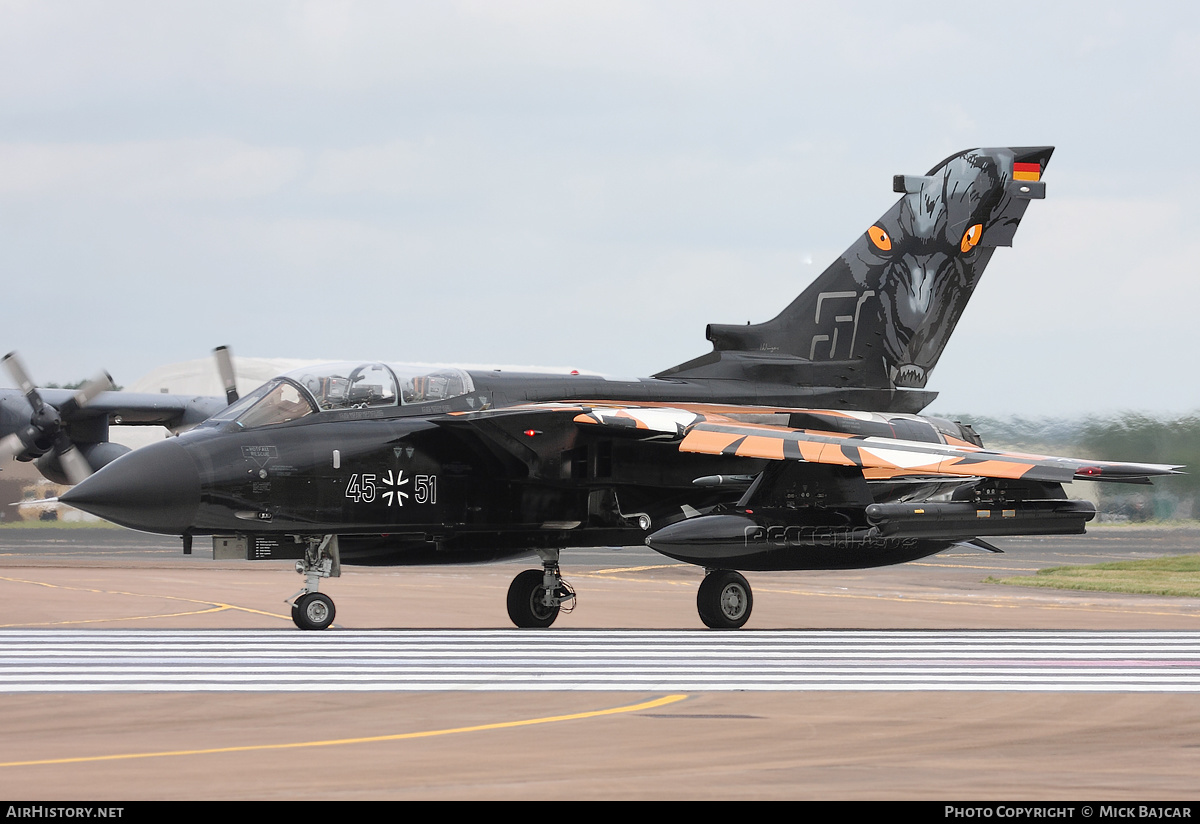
[290,535,341,630]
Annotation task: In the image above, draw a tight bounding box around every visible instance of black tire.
[697,570,752,629]
[506,569,560,629]
[292,592,336,630]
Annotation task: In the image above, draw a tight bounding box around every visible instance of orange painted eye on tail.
[960,223,983,253]
[867,225,892,252]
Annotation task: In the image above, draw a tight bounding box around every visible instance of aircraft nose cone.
[60,439,200,535]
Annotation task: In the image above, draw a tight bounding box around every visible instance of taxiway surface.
[0,526,1197,799]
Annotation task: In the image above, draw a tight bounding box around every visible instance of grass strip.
[988,554,1200,597]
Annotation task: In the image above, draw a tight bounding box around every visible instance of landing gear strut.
[697,569,753,629]
[290,535,341,630]
[507,549,576,629]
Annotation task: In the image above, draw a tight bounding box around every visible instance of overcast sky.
[1,1,1196,417]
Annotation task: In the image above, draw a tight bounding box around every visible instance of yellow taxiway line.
[0,694,689,768]
[0,574,289,627]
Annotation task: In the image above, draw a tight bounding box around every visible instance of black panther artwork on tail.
[846,147,1050,388]
[687,146,1052,393]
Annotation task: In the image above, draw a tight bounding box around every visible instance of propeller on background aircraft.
[0,352,114,485]
[213,345,239,405]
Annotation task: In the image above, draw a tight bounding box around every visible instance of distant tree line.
[934,412,1200,522]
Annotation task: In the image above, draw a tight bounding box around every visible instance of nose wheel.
[293,592,336,630]
[697,569,753,629]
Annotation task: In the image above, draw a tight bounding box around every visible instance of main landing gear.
[285,537,749,631]
[507,549,576,629]
[290,535,341,630]
[696,569,753,629]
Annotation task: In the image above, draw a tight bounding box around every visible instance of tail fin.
[659,146,1052,395]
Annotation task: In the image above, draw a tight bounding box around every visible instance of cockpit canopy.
[209,362,475,428]
[294,362,399,411]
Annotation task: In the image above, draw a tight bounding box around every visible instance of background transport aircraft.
[1,147,1182,630]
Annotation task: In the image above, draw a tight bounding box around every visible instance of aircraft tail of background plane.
[657,146,1053,401]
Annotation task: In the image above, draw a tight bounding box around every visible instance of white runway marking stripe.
[0,630,1198,692]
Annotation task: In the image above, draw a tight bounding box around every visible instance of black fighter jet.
[3,147,1182,630]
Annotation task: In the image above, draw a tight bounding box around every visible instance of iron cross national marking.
[381,469,410,507]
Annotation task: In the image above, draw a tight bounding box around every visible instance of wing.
[1,386,227,484]
[29,389,227,428]
[2,348,232,484]
[675,420,1181,485]
[439,401,1183,569]
[565,403,1181,484]
[446,401,1182,485]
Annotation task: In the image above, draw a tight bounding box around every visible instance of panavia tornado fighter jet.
[8,146,1181,630]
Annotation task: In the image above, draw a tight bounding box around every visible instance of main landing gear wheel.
[292,592,336,630]
[507,569,561,629]
[697,570,753,629]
